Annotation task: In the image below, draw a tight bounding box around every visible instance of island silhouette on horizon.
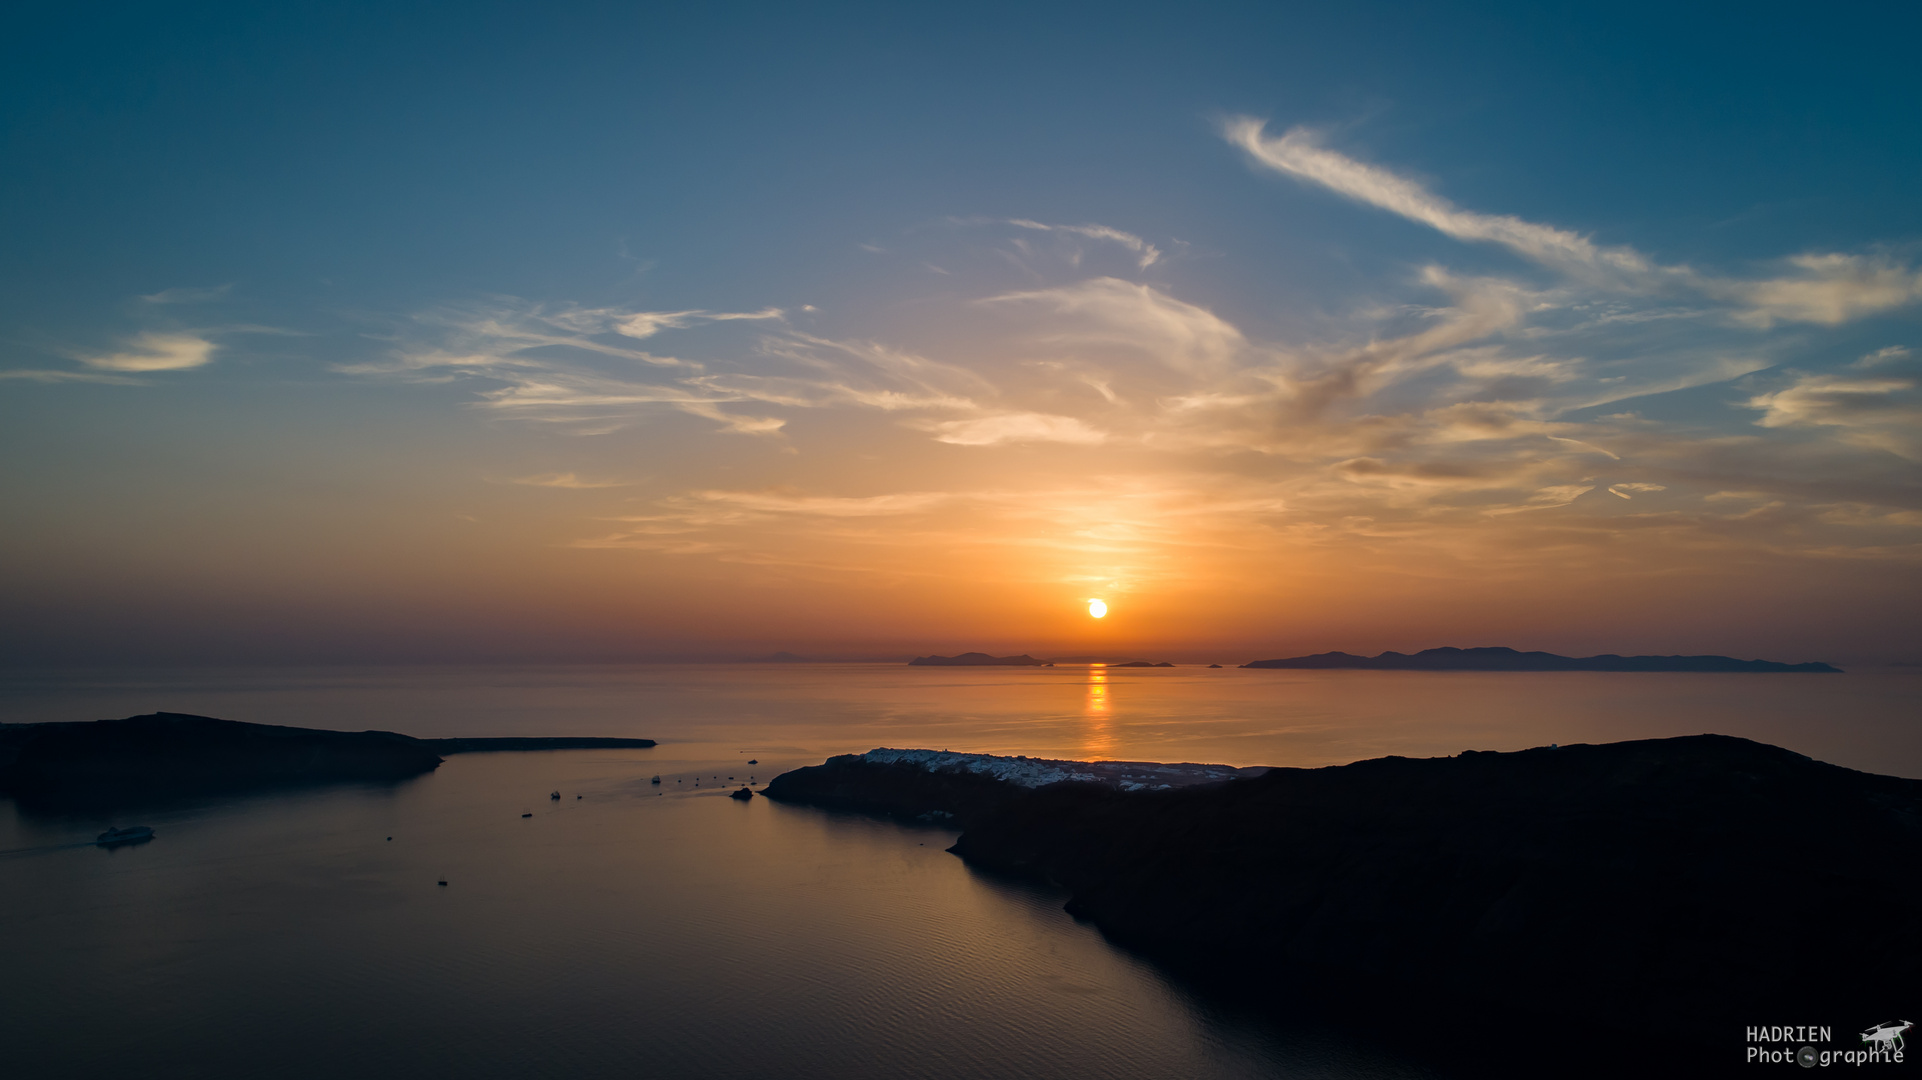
[1242,645,1839,673]
[908,653,1049,666]
[907,646,1839,672]
[0,713,657,808]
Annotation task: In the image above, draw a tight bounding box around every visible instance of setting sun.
[1088,599,1108,619]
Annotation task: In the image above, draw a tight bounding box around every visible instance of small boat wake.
[95,825,156,847]
[0,827,155,859]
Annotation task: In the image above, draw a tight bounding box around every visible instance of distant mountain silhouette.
[907,652,1047,666]
[1242,645,1839,673]
[743,651,810,662]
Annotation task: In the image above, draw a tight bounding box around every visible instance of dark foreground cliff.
[0,713,442,804]
[766,737,1921,1069]
[0,714,655,806]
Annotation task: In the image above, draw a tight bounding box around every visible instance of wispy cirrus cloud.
[923,411,1107,446]
[79,332,218,372]
[1746,369,1922,460]
[608,307,784,340]
[1222,119,1657,286]
[329,132,1922,588]
[1004,219,1162,269]
[139,284,234,304]
[507,473,630,489]
[0,368,145,384]
[984,277,1251,377]
[1223,117,1922,327]
[1714,255,1922,328]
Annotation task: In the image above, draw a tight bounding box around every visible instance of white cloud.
[1548,436,1620,459]
[674,402,787,437]
[924,411,1107,446]
[1746,373,1921,458]
[1608,482,1666,499]
[79,332,217,372]
[508,473,628,488]
[1223,118,1655,285]
[1749,374,1916,429]
[0,368,144,384]
[1484,484,1596,515]
[1005,219,1162,269]
[683,490,952,517]
[1854,346,1911,368]
[1722,256,1922,328]
[985,277,1249,376]
[1223,117,1922,327]
[613,307,783,340]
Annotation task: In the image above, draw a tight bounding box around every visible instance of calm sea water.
[3,664,1917,1078]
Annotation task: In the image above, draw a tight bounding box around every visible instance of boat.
[96,825,154,846]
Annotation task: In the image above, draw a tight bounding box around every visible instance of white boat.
[96,825,155,845]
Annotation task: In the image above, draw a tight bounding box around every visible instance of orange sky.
[4,111,1918,666]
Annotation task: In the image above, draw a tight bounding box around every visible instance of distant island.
[764,736,1919,1062]
[422,736,660,753]
[908,653,1048,666]
[1242,645,1840,673]
[908,653,1175,667]
[0,713,654,806]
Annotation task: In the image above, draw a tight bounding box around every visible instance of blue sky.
[3,1,1918,663]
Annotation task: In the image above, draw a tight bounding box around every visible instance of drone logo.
[1862,1021,1912,1053]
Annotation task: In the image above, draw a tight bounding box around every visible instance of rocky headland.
[763,748,1265,822]
[764,737,1921,1066]
[1243,645,1841,672]
[0,713,654,806]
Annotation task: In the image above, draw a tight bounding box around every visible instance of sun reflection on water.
[1082,664,1115,759]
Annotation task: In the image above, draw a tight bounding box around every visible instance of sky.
[2,1,1919,665]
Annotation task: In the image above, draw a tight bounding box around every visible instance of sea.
[3,663,1917,1079]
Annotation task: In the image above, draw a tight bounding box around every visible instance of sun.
[1087,598,1108,619]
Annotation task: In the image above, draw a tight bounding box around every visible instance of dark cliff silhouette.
[0,713,653,808]
[1243,645,1840,672]
[764,737,1920,1070]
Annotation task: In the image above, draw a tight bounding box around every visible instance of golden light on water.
[1088,598,1108,619]
[1082,665,1114,758]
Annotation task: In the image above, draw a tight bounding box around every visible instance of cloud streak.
[319,132,1922,589]
[1223,118,1655,285]
[79,332,218,372]
[139,284,234,304]
[1223,117,1922,326]
[1005,219,1162,269]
